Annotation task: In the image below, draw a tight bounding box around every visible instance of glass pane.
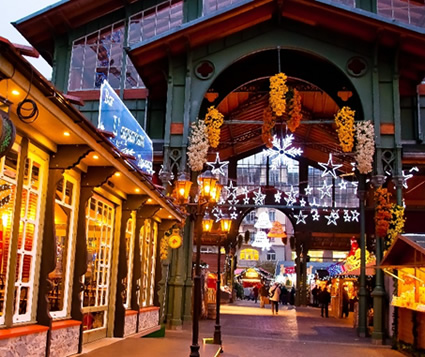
[4,150,18,180]
[30,162,40,190]
[55,178,64,201]
[21,255,32,283]
[48,202,70,312]
[83,310,104,331]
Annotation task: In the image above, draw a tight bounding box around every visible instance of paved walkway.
[81,301,403,357]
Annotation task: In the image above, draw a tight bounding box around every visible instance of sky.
[1,0,59,80]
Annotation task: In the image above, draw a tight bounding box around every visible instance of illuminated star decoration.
[230,211,239,220]
[351,181,358,195]
[311,208,320,221]
[274,190,282,203]
[294,210,308,224]
[325,209,339,226]
[207,152,229,176]
[318,181,332,199]
[299,198,306,207]
[310,197,319,207]
[253,188,266,206]
[284,186,298,206]
[241,187,249,196]
[304,185,313,196]
[351,210,360,222]
[263,134,303,169]
[343,209,352,222]
[243,196,250,205]
[228,198,239,213]
[225,180,238,199]
[318,153,343,179]
[402,167,419,188]
[351,162,356,172]
[212,207,223,222]
[338,180,348,190]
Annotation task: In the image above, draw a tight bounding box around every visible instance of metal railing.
[328,0,425,29]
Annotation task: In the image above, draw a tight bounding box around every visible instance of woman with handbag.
[269,282,281,315]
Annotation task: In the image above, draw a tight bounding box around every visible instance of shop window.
[140,220,151,307]
[13,153,47,324]
[138,219,157,308]
[122,216,135,309]
[48,173,78,318]
[267,252,276,261]
[0,149,19,326]
[240,249,259,261]
[82,196,115,332]
[68,21,144,91]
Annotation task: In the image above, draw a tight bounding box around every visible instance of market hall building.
[0,37,183,355]
[5,0,425,355]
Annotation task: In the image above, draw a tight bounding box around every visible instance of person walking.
[269,283,281,315]
[342,288,350,318]
[259,283,268,308]
[252,284,259,303]
[320,286,331,318]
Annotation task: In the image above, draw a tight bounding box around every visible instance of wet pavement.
[80,300,403,357]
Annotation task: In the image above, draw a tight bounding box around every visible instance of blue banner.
[98,81,153,174]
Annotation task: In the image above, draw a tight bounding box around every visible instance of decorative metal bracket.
[49,145,92,170]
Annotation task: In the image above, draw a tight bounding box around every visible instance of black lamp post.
[213,215,231,349]
[175,170,220,357]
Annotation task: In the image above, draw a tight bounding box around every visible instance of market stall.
[380,234,425,353]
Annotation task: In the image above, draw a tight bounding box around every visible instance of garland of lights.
[204,106,224,148]
[335,106,355,152]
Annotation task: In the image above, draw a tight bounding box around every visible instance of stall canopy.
[380,234,425,268]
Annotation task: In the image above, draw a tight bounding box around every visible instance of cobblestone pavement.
[213,300,403,357]
[81,300,403,357]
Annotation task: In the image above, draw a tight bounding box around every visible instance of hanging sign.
[168,229,183,249]
[98,81,153,174]
[0,110,16,159]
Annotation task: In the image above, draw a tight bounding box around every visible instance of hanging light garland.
[334,106,355,152]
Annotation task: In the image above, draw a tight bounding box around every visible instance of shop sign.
[98,81,153,174]
[168,229,183,249]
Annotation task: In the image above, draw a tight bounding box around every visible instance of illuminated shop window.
[0,148,19,326]
[48,172,78,318]
[13,150,47,324]
[68,21,143,91]
[240,249,259,261]
[82,196,115,332]
[122,216,135,309]
[138,219,157,308]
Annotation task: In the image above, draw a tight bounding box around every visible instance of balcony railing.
[328,0,425,29]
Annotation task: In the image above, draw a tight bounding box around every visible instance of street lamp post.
[213,216,232,349]
[175,171,221,357]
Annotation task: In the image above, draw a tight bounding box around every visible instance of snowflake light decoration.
[263,134,303,169]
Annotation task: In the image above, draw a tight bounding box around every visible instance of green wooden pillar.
[183,218,194,322]
[357,175,368,337]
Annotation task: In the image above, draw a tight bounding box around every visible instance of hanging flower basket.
[187,119,209,172]
[204,106,224,148]
[354,120,375,174]
[374,187,392,238]
[335,106,355,152]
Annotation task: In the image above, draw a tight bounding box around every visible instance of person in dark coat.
[280,285,288,305]
[320,286,331,318]
[252,285,259,303]
[289,286,296,305]
[342,288,350,318]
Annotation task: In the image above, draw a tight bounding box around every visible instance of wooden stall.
[380,234,425,352]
